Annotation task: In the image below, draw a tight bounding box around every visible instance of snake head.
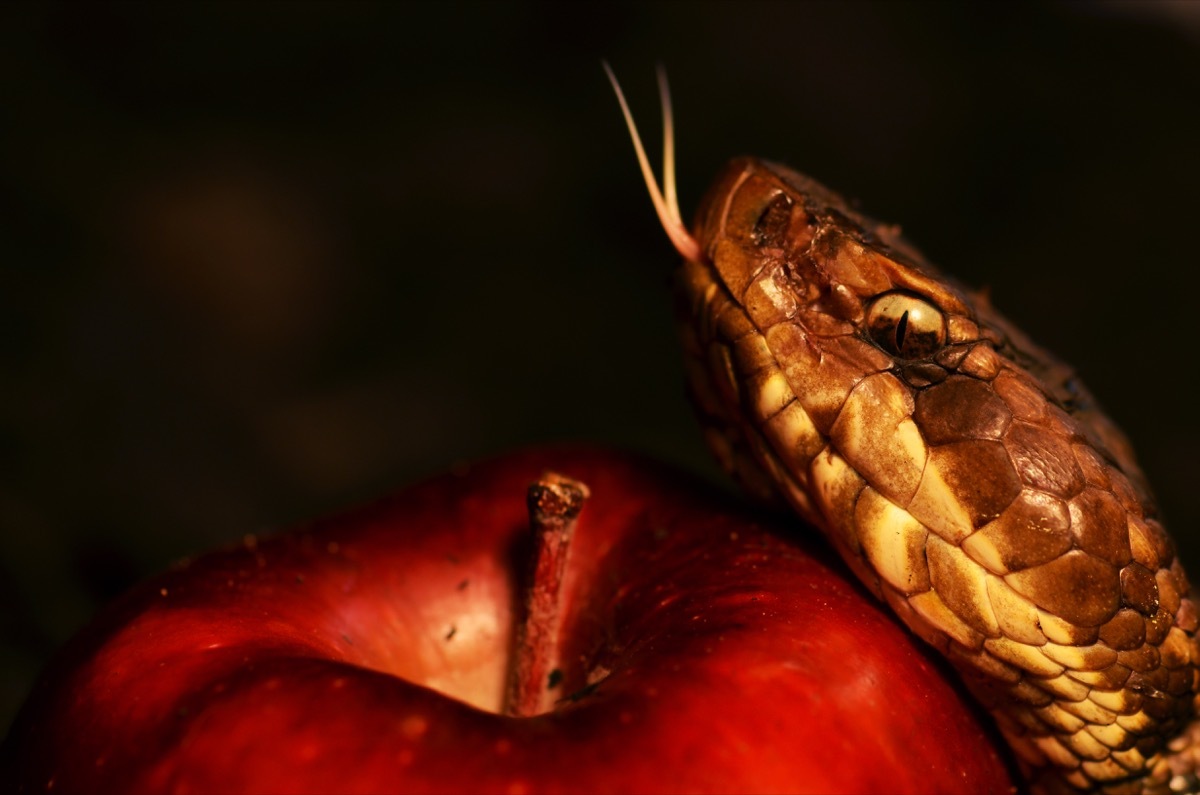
[608,66,1200,791]
[676,156,1200,792]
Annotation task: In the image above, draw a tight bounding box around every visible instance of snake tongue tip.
[604,63,704,264]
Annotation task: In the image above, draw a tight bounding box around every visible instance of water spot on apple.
[618,711,634,725]
[46,776,55,790]
[396,749,415,767]
[327,541,340,554]
[400,714,428,740]
[243,534,258,550]
[505,781,530,795]
[330,677,346,689]
[652,527,669,541]
[494,739,512,757]
[295,573,305,584]
[159,588,168,597]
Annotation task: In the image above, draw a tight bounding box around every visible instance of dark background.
[3,1,1199,736]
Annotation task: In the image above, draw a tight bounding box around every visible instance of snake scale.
[607,68,1200,794]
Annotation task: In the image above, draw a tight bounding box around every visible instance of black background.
[3,1,1199,735]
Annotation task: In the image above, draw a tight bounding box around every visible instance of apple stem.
[505,471,589,718]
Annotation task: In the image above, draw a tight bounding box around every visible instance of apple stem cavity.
[505,472,589,718]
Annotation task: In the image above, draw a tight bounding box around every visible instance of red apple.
[1,446,1015,793]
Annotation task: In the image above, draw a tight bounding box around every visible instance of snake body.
[607,71,1200,794]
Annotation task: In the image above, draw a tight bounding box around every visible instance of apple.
[0,446,1015,794]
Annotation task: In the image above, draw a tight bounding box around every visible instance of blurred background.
[2,1,1198,735]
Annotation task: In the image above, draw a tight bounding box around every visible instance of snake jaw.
[604,64,704,265]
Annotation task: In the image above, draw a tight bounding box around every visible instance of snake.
[606,66,1200,795]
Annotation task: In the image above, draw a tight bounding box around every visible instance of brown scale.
[671,159,1200,794]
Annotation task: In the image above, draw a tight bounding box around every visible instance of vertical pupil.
[895,310,909,351]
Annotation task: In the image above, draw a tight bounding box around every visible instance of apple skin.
[1,446,1016,794]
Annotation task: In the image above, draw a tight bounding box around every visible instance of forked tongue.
[604,64,703,263]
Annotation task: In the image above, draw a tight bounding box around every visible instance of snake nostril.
[751,191,793,247]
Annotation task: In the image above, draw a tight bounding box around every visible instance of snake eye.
[865,292,946,359]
